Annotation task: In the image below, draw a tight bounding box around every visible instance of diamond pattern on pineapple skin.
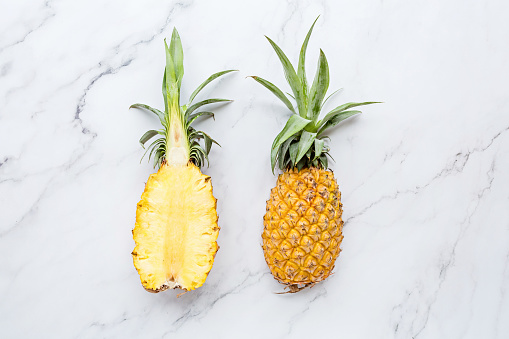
[273,252,285,268]
[292,247,307,263]
[317,214,330,231]
[294,200,308,216]
[312,197,326,212]
[317,184,329,200]
[262,168,343,287]
[296,217,310,234]
[285,210,299,227]
[303,255,318,270]
[308,224,321,241]
[283,261,299,279]
[325,204,335,220]
[287,228,301,246]
[294,180,306,195]
[294,270,309,282]
[271,229,282,241]
[304,207,319,224]
[273,267,285,281]
[279,220,291,236]
[279,240,293,258]
[302,188,316,203]
[275,201,289,218]
[299,235,313,251]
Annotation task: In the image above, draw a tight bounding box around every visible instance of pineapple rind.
[132,163,219,292]
[262,167,343,288]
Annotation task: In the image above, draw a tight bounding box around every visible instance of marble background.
[1,0,508,338]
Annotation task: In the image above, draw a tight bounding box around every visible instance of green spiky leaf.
[321,88,342,109]
[324,151,335,163]
[305,148,312,160]
[270,114,311,172]
[265,36,305,115]
[295,131,316,164]
[248,76,295,114]
[289,141,299,165]
[187,111,215,126]
[314,138,324,160]
[278,135,296,169]
[201,131,220,155]
[250,18,380,172]
[298,16,319,101]
[319,102,380,128]
[131,28,234,170]
[162,71,168,114]
[307,49,329,120]
[185,98,232,117]
[139,130,159,146]
[163,40,180,111]
[164,40,177,85]
[253,18,378,171]
[130,103,167,127]
[169,28,184,88]
[190,143,209,167]
[296,156,307,171]
[153,146,165,167]
[189,70,237,104]
[319,154,328,169]
[318,110,362,135]
[187,111,214,123]
[141,137,165,167]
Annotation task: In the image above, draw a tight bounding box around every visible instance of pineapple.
[131,28,235,292]
[251,18,379,292]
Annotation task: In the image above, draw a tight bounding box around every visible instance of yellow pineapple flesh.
[263,168,343,291]
[132,163,219,292]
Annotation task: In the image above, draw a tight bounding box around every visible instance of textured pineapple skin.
[132,163,219,292]
[262,167,344,289]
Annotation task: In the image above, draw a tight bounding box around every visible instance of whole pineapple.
[131,28,235,292]
[251,18,378,292]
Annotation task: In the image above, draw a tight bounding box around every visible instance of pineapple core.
[132,163,219,291]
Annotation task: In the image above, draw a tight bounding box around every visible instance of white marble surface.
[1,0,509,337]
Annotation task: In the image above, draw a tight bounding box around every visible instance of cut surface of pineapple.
[132,163,219,291]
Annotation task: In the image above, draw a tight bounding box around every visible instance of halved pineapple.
[130,28,235,292]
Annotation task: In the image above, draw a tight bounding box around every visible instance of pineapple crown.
[130,28,237,168]
[250,17,380,173]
